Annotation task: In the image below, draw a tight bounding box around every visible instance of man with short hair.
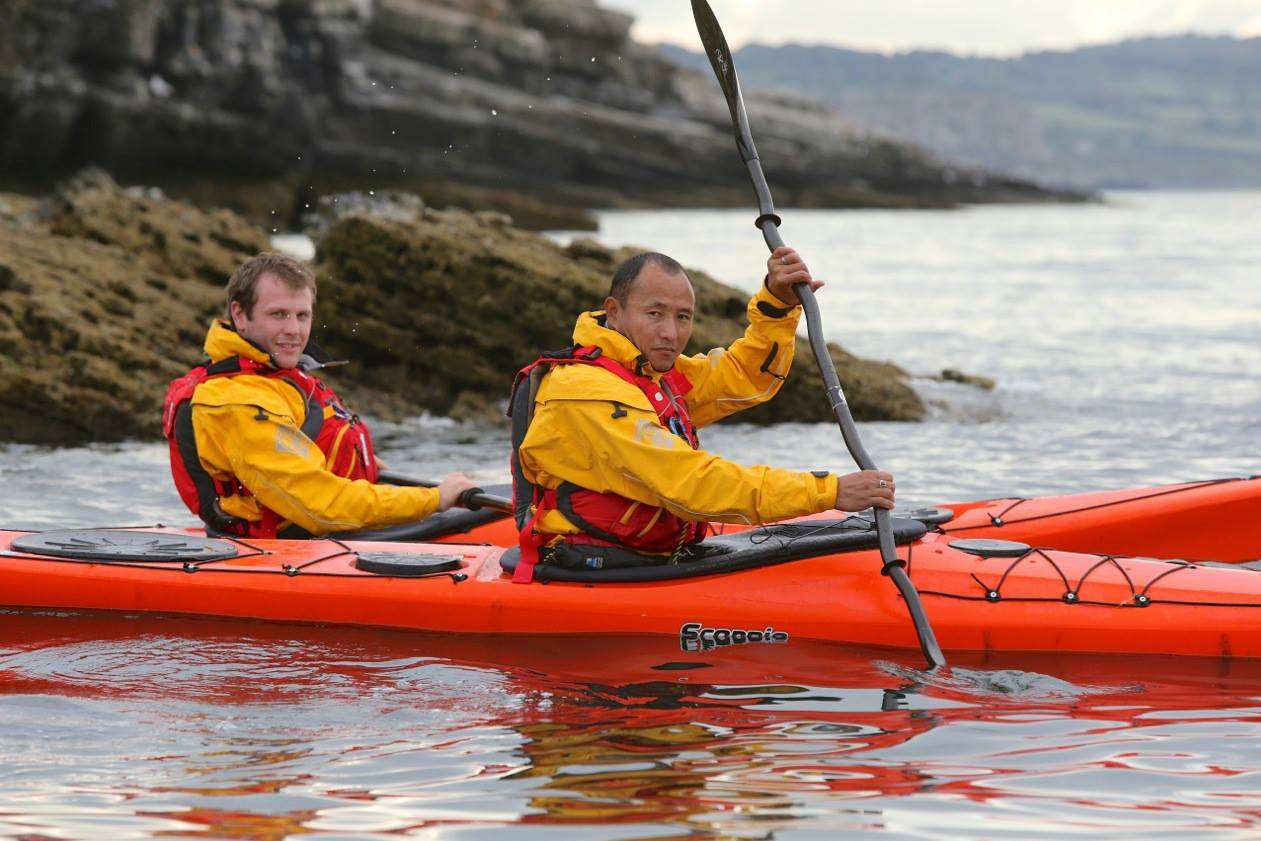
[510,247,895,581]
[164,252,476,538]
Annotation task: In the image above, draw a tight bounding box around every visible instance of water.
[2,191,1261,837]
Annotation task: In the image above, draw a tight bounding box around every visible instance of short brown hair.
[225,252,317,322]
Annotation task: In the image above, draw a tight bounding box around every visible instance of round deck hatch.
[906,507,954,526]
[949,538,1031,558]
[355,553,463,577]
[10,530,238,562]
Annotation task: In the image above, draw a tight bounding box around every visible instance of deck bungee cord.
[942,476,1247,530]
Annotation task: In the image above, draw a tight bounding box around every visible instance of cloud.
[605,0,1261,54]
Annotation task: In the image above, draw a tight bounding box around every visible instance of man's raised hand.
[765,246,824,306]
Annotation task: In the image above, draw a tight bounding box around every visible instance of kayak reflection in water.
[509,249,895,581]
[162,252,478,539]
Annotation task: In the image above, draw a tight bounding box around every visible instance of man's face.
[230,273,313,370]
[605,264,695,373]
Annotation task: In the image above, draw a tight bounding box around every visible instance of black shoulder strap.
[272,374,325,441]
[299,395,324,441]
[507,346,605,530]
[173,401,248,536]
[205,356,243,376]
[509,365,546,529]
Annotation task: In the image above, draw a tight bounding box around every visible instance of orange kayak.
[5,508,1261,659]
[935,476,1261,562]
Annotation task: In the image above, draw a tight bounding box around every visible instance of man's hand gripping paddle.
[378,472,511,514]
[691,0,947,670]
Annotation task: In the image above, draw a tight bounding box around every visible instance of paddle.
[378,471,512,514]
[691,0,946,670]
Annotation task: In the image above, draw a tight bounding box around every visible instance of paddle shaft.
[378,471,512,514]
[692,0,946,669]
[764,221,946,668]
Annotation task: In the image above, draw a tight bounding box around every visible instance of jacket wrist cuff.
[808,472,840,513]
[754,284,797,318]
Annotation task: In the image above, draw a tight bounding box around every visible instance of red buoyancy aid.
[508,345,707,583]
[162,356,379,539]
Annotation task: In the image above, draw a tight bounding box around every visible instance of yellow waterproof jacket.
[188,322,439,535]
[519,286,840,536]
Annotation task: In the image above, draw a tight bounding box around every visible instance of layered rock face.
[0,0,1073,220]
[0,172,925,445]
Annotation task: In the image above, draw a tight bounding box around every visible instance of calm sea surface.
[1,191,1259,838]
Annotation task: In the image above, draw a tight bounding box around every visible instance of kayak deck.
[938,476,1261,562]
[5,519,1261,659]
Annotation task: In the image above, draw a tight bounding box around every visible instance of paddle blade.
[691,0,741,121]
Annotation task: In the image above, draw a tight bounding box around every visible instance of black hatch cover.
[10,530,239,562]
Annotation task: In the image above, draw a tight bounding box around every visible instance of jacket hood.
[572,311,662,378]
[203,321,273,366]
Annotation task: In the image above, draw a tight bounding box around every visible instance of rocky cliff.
[0,0,1081,227]
[0,172,927,446]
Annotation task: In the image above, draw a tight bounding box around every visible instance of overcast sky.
[603,0,1261,56]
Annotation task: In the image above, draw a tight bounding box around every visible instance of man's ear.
[228,301,246,332]
[603,296,621,330]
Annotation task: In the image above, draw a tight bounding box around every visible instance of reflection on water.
[3,612,1261,838]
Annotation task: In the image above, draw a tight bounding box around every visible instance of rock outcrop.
[311,193,926,426]
[0,170,268,444]
[0,172,926,445]
[0,0,1082,228]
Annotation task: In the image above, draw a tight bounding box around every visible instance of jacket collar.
[203,320,273,366]
[201,321,347,372]
[572,311,661,379]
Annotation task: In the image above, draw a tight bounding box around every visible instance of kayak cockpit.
[498,516,929,583]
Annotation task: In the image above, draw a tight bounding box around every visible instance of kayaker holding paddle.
[509,250,895,582]
[163,252,478,538]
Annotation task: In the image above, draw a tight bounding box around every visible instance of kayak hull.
[4,523,1261,659]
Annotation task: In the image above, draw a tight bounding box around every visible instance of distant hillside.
[663,36,1261,188]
